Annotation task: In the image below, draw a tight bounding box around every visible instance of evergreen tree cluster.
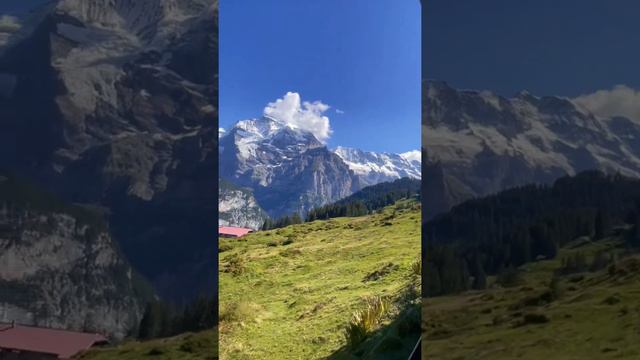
[262,212,303,230]
[308,177,420,222]
[137,295,217,340]
[423,171,640,297]
[306,200,369,221]
[262,177,420,230]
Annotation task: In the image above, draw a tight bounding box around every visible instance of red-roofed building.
[0,323,108,359]
[218,226,253,238]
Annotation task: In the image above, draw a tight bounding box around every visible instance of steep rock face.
[252,147,361,218]
[0,174,153,339]
[219,117,361,218]
[334,146,421,187]
[218,179,267,230]
[0,0,217,302]
[423,80,640,218]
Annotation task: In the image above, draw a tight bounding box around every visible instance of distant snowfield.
[423,80,640,205]
[334,146,421,186]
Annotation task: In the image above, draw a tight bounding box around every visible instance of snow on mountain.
[219,111,420,220]
[334,146,421,186]
[423,79,640,218]
[219,115,357,218]
[220,116,325,186]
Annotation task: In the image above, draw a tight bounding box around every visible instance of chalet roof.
[0,323,108,359]
[218,225,253,237]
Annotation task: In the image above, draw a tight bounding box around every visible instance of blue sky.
[0,0,48,14]
[423,0,640,98]
[220,0,421,153]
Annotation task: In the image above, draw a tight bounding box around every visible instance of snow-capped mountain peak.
[422,79,640,218]
[334,146,421,186]
[233,116,286,139]
[219,114,420,218]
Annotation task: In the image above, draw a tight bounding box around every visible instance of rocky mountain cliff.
[219,114,421,222]
[219,116,362,219]
[423,80,640,218]
[0,0,217,309]
[0,173,154,339]
[219,178,267,230]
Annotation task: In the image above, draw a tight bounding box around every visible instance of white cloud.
[218,127,226,138]
[263,92,332,143]
[400,150,421,163]
[0,15,21,33]
[335,108,344,114]
[573,85,640,122]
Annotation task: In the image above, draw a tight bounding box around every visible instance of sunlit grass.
[219,200,421,359]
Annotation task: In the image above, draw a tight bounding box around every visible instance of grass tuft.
[344,296,391,349]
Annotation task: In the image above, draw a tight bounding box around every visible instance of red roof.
[218,226,253,237]
[0,324,108,359]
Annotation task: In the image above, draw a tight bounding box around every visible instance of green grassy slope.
[76,329,218,360]
[422,237,640,360]
[219,200,421,360]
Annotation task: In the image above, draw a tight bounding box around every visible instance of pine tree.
[262,218,273,230]
[138,302,163,339]
[594,209,609,240]
[291,213,303,224]
[471,255,487,290]
[549,275,563,300]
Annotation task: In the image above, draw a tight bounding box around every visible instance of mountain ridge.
[423,79,640,218]
[219,115,420,223]
[0,0,217,312]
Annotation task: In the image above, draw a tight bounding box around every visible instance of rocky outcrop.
[219,117,361,218]
[219,179,267,230]
[0,0,217,304]
[0,174,153,339]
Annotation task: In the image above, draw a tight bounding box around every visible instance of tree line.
[423,171,640,297]
[262,177,421,230]
[137,295,217,340]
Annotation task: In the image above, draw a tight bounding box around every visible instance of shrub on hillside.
[396,305,421,338]
[219,243,233,253]
[496,267,522,288]
[410,258,421,278]
[223,254,246,276]
[279,248,302,257]
[549,275,564,300]
[344,296,391,349]
[219,302,257,324]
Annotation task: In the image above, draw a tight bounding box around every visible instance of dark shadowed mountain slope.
[0,0,218,304]
[0,171,154,339]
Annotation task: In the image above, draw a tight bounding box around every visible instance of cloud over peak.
[263,92,332,143]
[573,85,640,122]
